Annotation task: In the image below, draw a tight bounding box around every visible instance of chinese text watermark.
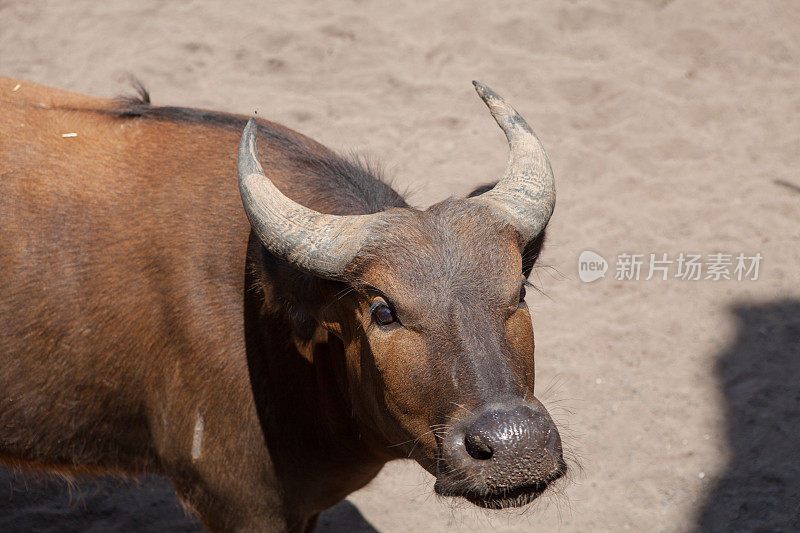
[579,251,762,282]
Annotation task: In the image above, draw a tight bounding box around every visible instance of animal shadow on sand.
[694,299,800,532]
[0,471,377,532]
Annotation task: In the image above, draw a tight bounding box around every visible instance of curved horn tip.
[238,117,264,178]
[472,80,497,100]
[472,80,516,118]
[469,81,555,242]
[242,117,258,145]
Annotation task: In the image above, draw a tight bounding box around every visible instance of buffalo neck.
[242,237,387,513]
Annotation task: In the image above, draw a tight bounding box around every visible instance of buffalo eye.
[519,284,527,302]
[373,303,397,326]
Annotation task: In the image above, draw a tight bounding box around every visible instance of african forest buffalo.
[0,77,566,531]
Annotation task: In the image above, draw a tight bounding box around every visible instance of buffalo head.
[238,82,565,509]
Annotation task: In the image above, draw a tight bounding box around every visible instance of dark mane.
[110,81,408,215]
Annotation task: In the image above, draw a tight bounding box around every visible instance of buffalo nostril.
[464,432,494,460]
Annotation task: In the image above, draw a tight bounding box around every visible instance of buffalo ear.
[521,229,546,278]
[467,182,497,198]
[468,182,546,277]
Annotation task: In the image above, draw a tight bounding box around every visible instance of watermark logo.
[578,251,763,282]
[578,250,608,283]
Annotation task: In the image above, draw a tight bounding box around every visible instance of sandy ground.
[1,0,799,531]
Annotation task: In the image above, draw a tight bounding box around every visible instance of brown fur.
[0,77,557,531]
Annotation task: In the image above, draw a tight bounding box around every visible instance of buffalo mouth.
[435,481,548,509]
[433,466,566,510]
